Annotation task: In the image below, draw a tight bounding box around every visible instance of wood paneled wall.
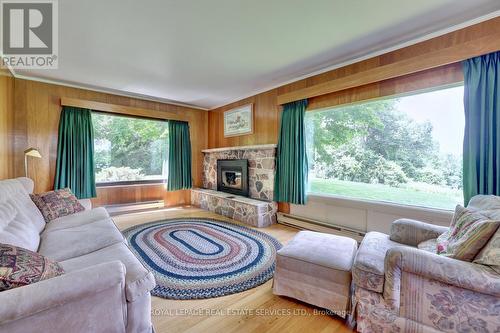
[208,63,463,149]
[277,17,500,105]
[209,17,500,148]
[0,69,14,180]
[208,17,500,213]
[11,79,208,207]
[208,89,279,148]
[3,17,499,209]
[209,65,463,214]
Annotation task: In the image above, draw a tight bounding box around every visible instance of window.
[306,85,464,210]
[93,113,169,185]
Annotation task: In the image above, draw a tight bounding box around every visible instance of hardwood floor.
[113,206,354,333]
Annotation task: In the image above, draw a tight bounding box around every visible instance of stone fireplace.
[202,144,276,201]
[191,144,278,227]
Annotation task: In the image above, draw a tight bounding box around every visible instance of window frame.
[95,179,166,187]
[92,111,169,187]
[304,83,465,212]
[306,187,455,213]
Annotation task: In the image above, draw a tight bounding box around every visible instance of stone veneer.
[191,188,277,228]
[202,144,277,201]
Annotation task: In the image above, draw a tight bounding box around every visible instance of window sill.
[96,180,166,188]
[305,191,454,218]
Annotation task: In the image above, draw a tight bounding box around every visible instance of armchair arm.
[389,218,448,246]
[383,246,500,309]
[0,261,127,333]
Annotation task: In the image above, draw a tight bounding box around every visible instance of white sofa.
[0,177,155,333]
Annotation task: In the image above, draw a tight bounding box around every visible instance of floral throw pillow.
[437,205,500,261]
[30,188,85,222]
[0,244,64,291]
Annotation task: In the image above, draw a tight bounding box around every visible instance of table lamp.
[24,148,42,178]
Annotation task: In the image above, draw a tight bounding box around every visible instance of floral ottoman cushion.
[30,188,85,222]
[0,244,64,291]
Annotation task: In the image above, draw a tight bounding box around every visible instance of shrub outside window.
[93,113,168,185]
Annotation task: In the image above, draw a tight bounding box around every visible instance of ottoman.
[273,230,358,317]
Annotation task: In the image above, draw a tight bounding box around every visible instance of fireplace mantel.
[202,144,277,154]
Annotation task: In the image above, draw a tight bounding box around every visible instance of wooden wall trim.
[277,27,500,105]
[0,73,14,180]
[12,79,207,207]
[60,97,190,122]
[307,62,464,111]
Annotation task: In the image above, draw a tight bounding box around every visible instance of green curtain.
[167,120,192,190]
[54,106,96,199]
[463,51,500,205]
[274,99,308,204]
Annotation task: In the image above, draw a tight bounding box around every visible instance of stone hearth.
[202,144,277,201]
[191,188,277,227]
[192,144,278,227]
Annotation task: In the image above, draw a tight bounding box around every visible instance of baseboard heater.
[277,212,365,242]
[105,200,165,216]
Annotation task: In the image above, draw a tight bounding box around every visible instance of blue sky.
[396,85,464,156]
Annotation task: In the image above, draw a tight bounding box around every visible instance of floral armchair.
[351,196,500,333]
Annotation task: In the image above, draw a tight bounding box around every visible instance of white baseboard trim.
[105,200,165,216]
[277,212,365,242]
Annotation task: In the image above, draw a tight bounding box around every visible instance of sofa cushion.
[437,205,500,261]
[38,218,125,261]
[59,242,155,302]
[0,199,41,251]
[30,189,85,223]
[78,198,92,210]
[474,228,500,274]
[0,244,64,291]
[468,194,500,220]
[44,207,109,233]
[353,231,410,293]
[417,238,438,253]
[0,178,45,234]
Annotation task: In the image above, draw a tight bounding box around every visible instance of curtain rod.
[277,32,500,105]
[60,97,189,122]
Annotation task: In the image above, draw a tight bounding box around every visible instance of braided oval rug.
[122,218,282,299]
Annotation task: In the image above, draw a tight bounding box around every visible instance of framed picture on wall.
[223,103,253,137]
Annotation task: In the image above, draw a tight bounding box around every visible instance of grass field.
[309,178,463,210]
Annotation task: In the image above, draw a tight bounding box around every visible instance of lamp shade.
[24,148,42,158]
